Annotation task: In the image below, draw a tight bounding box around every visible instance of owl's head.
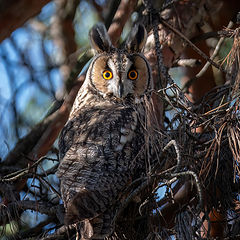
[85,23,151,101]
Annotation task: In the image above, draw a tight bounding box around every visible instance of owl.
[57,23,152,239]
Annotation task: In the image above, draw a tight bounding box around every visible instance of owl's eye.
[102,70,113,80]
[128,70,138,80]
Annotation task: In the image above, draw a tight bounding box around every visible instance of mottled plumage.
[57,23,151,239]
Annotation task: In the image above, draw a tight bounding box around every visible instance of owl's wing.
[57,105,145,223]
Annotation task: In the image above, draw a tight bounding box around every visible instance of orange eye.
[128,70,138,80]
[102,70,113,80]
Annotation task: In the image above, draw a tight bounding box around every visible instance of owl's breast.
[58,104,144,171]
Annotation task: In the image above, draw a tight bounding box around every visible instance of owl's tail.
[64,189,115,239]
[66,209,114,239]
[65,189,110,224]
[90,210,114,239]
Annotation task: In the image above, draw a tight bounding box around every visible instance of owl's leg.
[80,219,94,240]
[71,214,114,240]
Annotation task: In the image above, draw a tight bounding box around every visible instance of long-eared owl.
[57,23,152,239]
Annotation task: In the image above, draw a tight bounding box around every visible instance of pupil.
[105,72,110,78]
[130,71,136,78]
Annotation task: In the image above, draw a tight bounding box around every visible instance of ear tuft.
[89,23,113,53]
[125,24,147,53]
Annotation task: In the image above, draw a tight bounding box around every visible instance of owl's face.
[86,23,151,100]
[89,52,150,99]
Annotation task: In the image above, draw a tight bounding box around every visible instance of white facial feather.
[106,59,120,97]
[106,58,135,98]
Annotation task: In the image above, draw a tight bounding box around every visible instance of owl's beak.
[118,81,124,98]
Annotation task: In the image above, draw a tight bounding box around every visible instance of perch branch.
[39,223,79,240]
